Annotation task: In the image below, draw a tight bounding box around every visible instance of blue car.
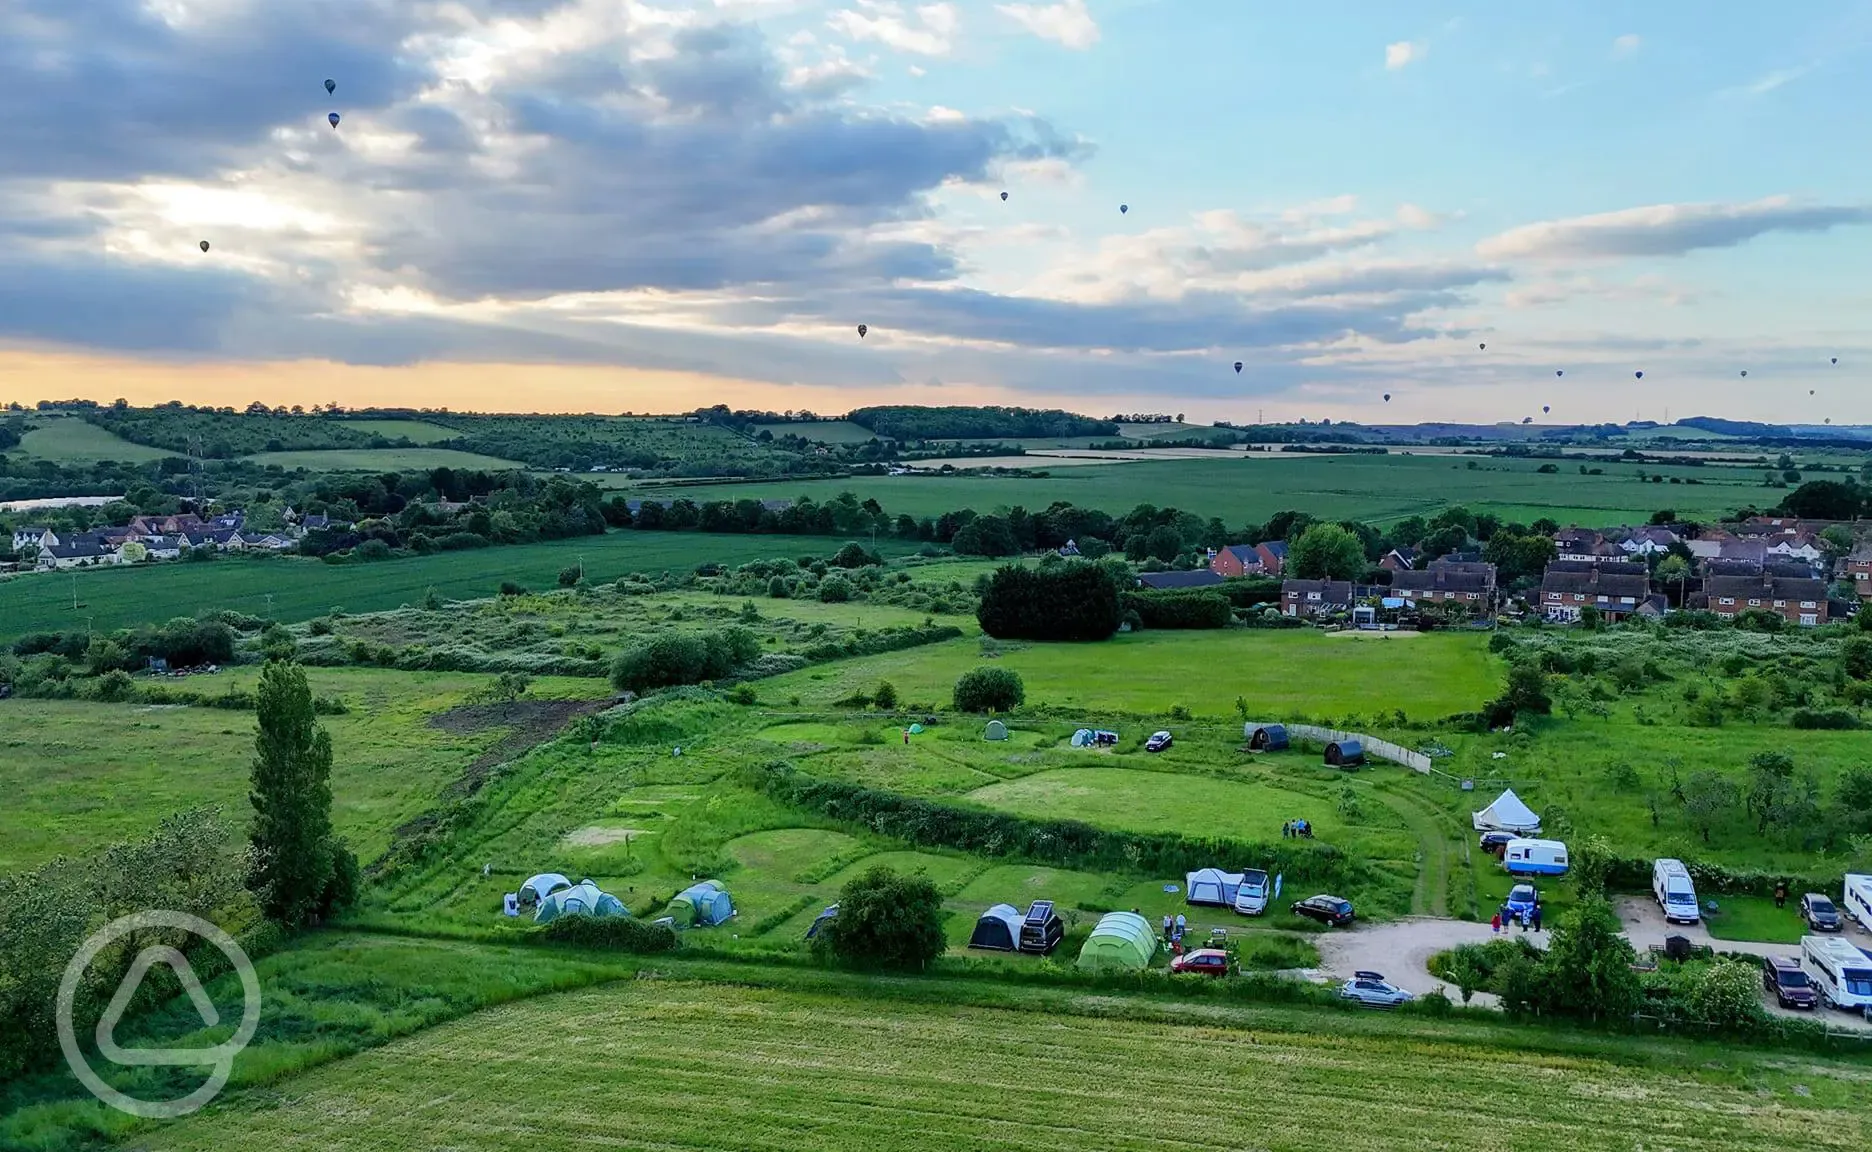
[1506,884,1538,918]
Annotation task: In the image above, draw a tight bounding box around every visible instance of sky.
[3,0,1871,425]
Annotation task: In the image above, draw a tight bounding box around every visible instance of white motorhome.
[1502,838,1569,878]
[1801,935,1872,1014]
[1233,869,1271,916]
[1651,859,1700,925]
[1844,873,1872,929]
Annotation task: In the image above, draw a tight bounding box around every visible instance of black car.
[1478,831,1515,856]
[1762,955,1818,1009]
[1291,894,1355,927]
[1802,893,1844,932]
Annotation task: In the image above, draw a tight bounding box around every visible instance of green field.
[753,420,881,444]
[242,447,525,470]
[7,415,174,464]
[338,418,463,444]
[598,453,1757,525]
[0,532,919,641]
[137,976,1870,1152]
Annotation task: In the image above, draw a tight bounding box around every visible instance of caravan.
[1800,935,1872,1014]
[1844,874,1872,928]
[1233,869,1272,916]
[1652,859,1700,925]
[1502,838,1569,878]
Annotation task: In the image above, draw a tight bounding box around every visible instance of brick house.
[1210,540,1287,578]
[1388,560,1497,610]
[1847,544,1872,600]
[1703,575,1829,626]
[1538,562,1651,622]
[1281,579,1355,617]
[1379,546,1417,572]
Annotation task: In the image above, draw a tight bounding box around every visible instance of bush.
[1791,708,1860,730]
[811,866,948,970]
[610,627,762,693]
[557,565,582,587]
[954,666,1025,712]
[541,915,680,953]
[977,562,1122,641]
[872,680,899,710]
[1123,589,1232,629]
[499,581,527,596]
[818,575,854,603]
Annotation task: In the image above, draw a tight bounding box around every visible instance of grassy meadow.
[337,418,463,443]
[240,446,526,470]
[7,415,174,464]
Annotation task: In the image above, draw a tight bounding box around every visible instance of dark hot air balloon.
[1478,342,1486,350]
[1634,371,1643,379]
[1555,370,1563,377]
[1119,204,1128,214]
[1000,191,1008,201]
[325,79,336,94]
[856,324,867,338]
[1233,362,1242,374]
[328,112,341,128]
[1382,393,1391,402]
[1740,370,1747,377]
[199,241,210,253]
[1810,389,1816,396]
[1543,405,1550,414]
[1832,357,1838,364]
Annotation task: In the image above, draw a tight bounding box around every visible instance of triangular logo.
[95,946,221,1066]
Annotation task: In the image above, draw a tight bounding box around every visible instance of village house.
[1387,560,1497,610]
[1538,561,1652,623]
[34,539,122,570]
[1209,540,1286,578]
[1847,544,1872,600]
[1280,579,1355,617]
[1616,526,1680,558]
[11,525,54,552]
[1552,528,1629,563]
[1702,574,1829,626]
[1763,532,1825,568]
[1378,545,1417,572]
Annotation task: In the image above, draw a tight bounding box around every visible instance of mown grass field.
[6,415,174,463]
[138,977,1871,1152]
[338,418,463,444]
[0,668,612,871]
[0,532,920,641]
[241,446,526,470]
[603,453,1760,525]
[752,420,881,443]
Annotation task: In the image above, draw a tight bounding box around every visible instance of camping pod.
[664,879,735,927]
[806,903,839,940]
[1185,868,1245,907]
[1471,789,1541,835]
[1324,739,1365,767]
[983,720,1009,741]
[968,904,1024,951]
[1019,900,1064,954]
[1245,724,1288,751]
[518,873,572,908]
[1076,911,1158,972]
[533,880,628,923]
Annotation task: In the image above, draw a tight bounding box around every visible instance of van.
[1652,859,1700,925]
[1233,869,1271,916]
[1801,935,1872,1014]
[1502,838,1570,877]
[1844,874,1872,928]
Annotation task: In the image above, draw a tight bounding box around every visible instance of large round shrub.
[976,561,1121,641]
[953,666,1024,712]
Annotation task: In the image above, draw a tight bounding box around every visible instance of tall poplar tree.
[248,660,339,927]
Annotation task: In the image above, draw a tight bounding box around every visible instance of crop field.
[0,532,922,641]
[337,418,463,443]
[0,668,611,871]
[607,453,1758,525]
[6,415,174,463]
[138,979,1871,1152]
[765,628,1500,719]
[241,446,527,470]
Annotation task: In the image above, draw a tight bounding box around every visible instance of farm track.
[1370,780,1464,918]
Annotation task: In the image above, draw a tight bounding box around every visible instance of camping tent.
[805,903,838,940]
[1071,728,1095,747]
[1472,789,1541,834]
[533,880,628,924]
[1076,911,1158,972]
[1324,739,1365,767]
[968,904,1024,951]
[518,873,572,908]
[663,880,735,927]
[1185,868,1245,907]
[984,720,1008,741]
[1245,724,1289,751]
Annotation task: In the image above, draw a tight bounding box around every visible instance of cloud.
[997,0,1099,50]
[1731,64,1814,96]
[1611,33,1641,58]
[827,1,960,57]
[1385,41,1423,70]
[1476,197,1872,260]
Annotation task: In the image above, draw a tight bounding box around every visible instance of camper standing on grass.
[1162,914,1173,940]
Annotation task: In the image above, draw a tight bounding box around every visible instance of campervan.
[1800,935,1872,1014]
[1502,838,1569,878]
[1233,869,1271,916]
[1652,859,1700,925]
[1844,874,1872,929]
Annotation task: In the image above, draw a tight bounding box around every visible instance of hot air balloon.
[1000,191,1008,201]
[1119,204,1128,214]
[1383,393,1391,402]
[1634,371,1644,379]
[199,241,210,253]
[1740,370,1748,377]
[1832,357,1838,365]
[1233,362,1242,374]
[328,112,341,128]
[1543,405,1550,414]
[1478,342,1486,350]
[1555,370,1563,377]
[1810,389,1816,396]
[856,324,867,339]
[325,79,336,94]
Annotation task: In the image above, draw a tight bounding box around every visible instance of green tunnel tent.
[664,880,735,927]
[983,720,1008,741]
[533,879,628,924]
[1076,911,1158,972]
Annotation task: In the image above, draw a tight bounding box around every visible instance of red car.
[1170,948,1231,977]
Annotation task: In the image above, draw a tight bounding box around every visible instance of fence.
[1282,724,1432,773]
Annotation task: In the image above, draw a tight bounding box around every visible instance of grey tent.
[1472,789,1541,835]
[1325,739,1365,767]
[983,720,1008,741]
[533,879,628,924]
[1245,724,1288,751]
[968,904,1023,951]
[518,873,572,908]
[806,903,839,940]
[1185,868,1244,906]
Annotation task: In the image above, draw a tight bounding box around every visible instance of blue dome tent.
[518,873,572,909]
[533,879,628,924]
[665,880,735,927]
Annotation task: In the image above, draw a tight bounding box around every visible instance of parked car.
[1340,970,1413,1008]
[1802,893,1844,932]
[1762,955,1818,1010]
[1478,831,1514,856]
[1291,895,1355,927]
[1232,869,1271,916]
[1505,884,1538,919]
[1169,948,1231,977]
[1145,731,1173,753]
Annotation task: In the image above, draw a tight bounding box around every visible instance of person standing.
[1490,910,1502,935]
[1531,903,1543,933]
[1175,912,1187,937]
[1773,881,1788,909]
[1162,913,1173,940]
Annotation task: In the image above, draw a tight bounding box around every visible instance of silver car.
[1339,970,1414,1008]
